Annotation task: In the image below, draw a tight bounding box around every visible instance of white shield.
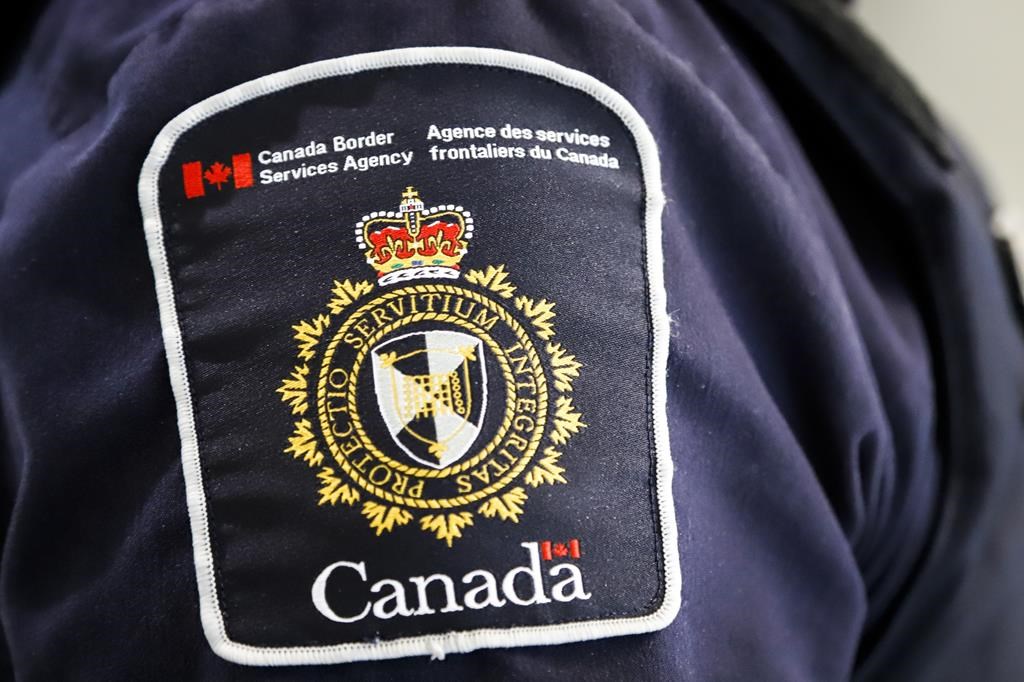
[371,330,487,469]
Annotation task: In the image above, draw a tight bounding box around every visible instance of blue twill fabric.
[1,0,1023,680]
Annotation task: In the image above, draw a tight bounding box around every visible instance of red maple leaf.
[552,543,570,558]
[203,161,232,190]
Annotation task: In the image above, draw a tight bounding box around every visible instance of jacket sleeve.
[0,0,957,679]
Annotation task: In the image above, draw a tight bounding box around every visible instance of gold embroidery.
[464,264,517,299]
[275,189,585,545]
[419,512,474,547]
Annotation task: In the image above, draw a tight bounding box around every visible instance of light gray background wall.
[856,1,1022,221]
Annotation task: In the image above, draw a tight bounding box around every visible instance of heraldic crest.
[276,187,586,546]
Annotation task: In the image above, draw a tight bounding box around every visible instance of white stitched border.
[137,46,678,667]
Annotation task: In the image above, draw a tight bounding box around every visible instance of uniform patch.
[139,47,677,666]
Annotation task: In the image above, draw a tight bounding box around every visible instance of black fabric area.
[156,62,661,647]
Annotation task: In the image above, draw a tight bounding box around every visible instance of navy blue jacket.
[1,1,1022,679]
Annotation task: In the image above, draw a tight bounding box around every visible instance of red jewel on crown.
[355,186,473,286]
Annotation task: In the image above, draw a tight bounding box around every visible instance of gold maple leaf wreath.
[276,265,586,545]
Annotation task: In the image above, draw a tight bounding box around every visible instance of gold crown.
[355,187,473,286]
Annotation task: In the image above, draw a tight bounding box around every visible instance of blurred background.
[856,0,1022,218]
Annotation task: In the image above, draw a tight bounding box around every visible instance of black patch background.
[157,64,662,646]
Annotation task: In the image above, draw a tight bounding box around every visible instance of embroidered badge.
[278,187,584,546]
[140,47,678,666]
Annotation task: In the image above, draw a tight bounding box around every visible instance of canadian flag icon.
[540,539,582,561]
[181,153,254,199]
